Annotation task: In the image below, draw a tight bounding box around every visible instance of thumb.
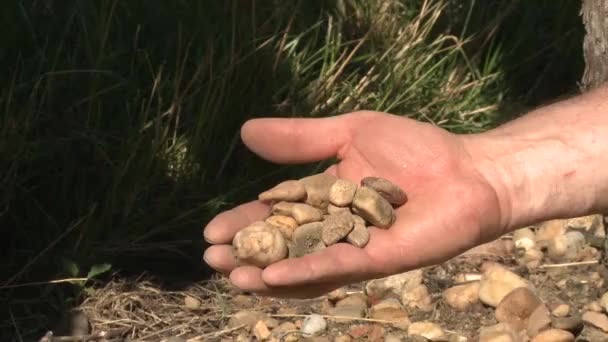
[240,112,376,163]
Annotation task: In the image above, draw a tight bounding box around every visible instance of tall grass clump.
[0,0,583,339]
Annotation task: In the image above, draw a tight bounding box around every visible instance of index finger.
[203,200,270,244]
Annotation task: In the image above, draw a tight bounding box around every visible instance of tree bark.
[581,0,608,91]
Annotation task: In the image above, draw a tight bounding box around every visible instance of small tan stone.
[495,287,542,331]
[231,294,256,309]
[333,335,353,342]
[361,176,408,206]
[513,228,536,250]
[322,213,354,245]
[254,320,271,340]
[401,284,433,312]
[527,304,551,337]
[365,269,423,301]
[369,298,411,329]
[346,223,370,248]
[352,214,366,226]
[408,322,446,341]
[292,222,326,257]
[547,231,585,262]
[265,215,298,240]
[530,329,574,342]
[329,179,357,207]
[478,262,531,307]
[551,304,570,318]
[274,324,299,342]
[228,310,269,331]
[330,294,367,322]
[327,287,348,302]
[184,295,201,309]
[352,186,395,229]
[464,239,515,258]
[443,281,480,311]
[259,180,306,202]
[478,323,519,342]
[536,220,568,241]
[300,173,338,209]
[583,311,608,332]
[327,204,351,216]
[601,292,608,313]
[551,316,583,334]
[585,300,603,312]
[232,222,288,268]
[520,247,544,265]
[291,203,324,224]
[272,201,296,216]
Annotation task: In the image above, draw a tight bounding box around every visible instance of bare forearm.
[467,85,608,232]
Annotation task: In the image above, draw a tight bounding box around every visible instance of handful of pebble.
[232,173,407,268]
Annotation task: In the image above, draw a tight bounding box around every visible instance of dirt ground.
[39,220,608,341]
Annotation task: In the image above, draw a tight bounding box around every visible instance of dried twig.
[539,260,599,268]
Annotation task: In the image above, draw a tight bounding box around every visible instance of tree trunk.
[582,0,608,273]
[581,0,608,91]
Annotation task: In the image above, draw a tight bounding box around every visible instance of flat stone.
[495,287,542,331]
[259,180,307,202]
[330,294,367,322]
[530,329,574,342]
[361,176,408,206]
[442,281,480,311]
[329,179,357,207]
[369,298,410,330]
[300,173,338,209]
[265,215,298,240]
[478,262,531,307]
[408,322,446,341]
[527,304,551,337]
[272,201,296,216]
[352,186,395,229]
[346,223,370,248]
[401,284,433,312]
[327,204,351,215]
[365,269,423,302]
[582,311,608,332]
[322,213,354,245]
[292,222,326,257]
[292,203,324,225]
[551,304,570,318]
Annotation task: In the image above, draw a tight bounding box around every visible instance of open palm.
[203,111,505,298]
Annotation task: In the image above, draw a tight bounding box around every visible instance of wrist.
[464,88,608,232]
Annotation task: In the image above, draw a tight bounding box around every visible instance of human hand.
[203,111,508,298]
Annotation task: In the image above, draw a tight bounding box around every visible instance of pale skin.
[203,84,608,298]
